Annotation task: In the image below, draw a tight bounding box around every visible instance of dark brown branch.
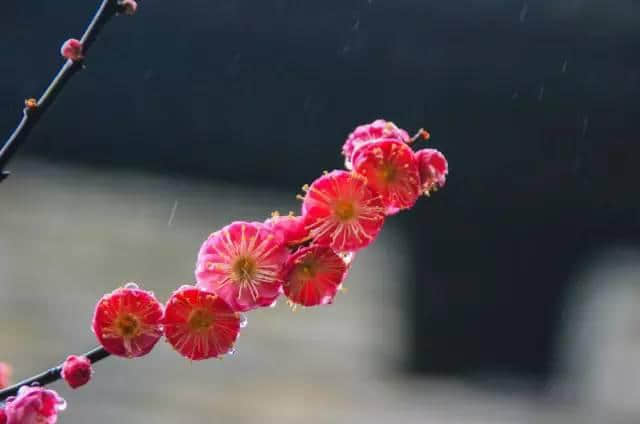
[0,346,110,402]
[0,0,125,183]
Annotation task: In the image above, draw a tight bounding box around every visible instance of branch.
[0,346,110,402]
[0,0,124,183]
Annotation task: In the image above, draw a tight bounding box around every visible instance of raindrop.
[124,282,140,290]
[168,200,179,227]
[352,18,360,32]
[561,59,568,73]
[538,83,545,101]
[239,314,248,328]
[226,348,236,356]
[519,2,528,22]
[340,252,355,265]
[582,115,589,136]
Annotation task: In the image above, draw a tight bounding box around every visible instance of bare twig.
[0,346,110,402]
[0,0,126,183]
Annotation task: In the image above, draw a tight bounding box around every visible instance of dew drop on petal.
[124,282,140,290]
[239,314,248,328]
[341,252,355,265]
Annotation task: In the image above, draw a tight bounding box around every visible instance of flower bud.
[119,0,138,15]
[60,39,83,61]
[61,355,93,389]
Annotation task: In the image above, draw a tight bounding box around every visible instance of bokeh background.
[2,0,640,422]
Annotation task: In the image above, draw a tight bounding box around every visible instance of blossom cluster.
[90,118,447,362]
[0,119,447,422]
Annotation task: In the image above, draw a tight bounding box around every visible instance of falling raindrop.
[582,115,589,136]
[561,59,568,73]
[519,2,528,22]
[538,83,545,101]
[168,200,179,227]
[239,314,248,328]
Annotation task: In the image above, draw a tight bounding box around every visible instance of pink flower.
[264,213,310,247]
[0,363,11,389]
[414,148,448,194]
[342,119,410,169]
[283,245,349,307]
[302,170,385,251]
[92,283,164,358]
[60,39,83,61]
[163,286,241,360]
[195,221,288,312]
[61,355,93,389]
[352,139,421,215]
[4,386,66,424]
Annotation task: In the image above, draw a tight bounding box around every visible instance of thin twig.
[0,0,123,183]
[0,346,110,402]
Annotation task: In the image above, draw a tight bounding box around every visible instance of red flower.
[415,148,448,194]
[163,286,241,360]
[264,213,310,247]
[352,139,421,215]
[195,221,288,312]
[92,283,164,358]
[60,39,83,61]
[0,363,11,390]
[4,386,66,424]
[342,119,410,169]
[61,355,93,389]
[302,170,385,251]
[283,245,349,307]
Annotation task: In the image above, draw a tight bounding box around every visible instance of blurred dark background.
[2,0,640,389]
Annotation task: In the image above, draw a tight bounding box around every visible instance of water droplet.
[537,83,545,101]
[340,252,355,265]
[239,314,248,328]
[320,295,334,305]
[519,2,528,22]
[124,282,139,290]
[226,348,236,356]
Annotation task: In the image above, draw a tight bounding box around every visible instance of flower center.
[188,308,214,332]
[298,263,315,279]
[232,256,257,282]
[334,200,356,221]
[378,162,397,182]
[115,313,140,338]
